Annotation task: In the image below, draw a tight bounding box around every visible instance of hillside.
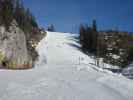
[0,31,133,100]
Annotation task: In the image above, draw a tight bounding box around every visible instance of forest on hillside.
[79,20,133,68]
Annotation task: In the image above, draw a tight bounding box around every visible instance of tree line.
[80,20,98,54]
[79,20,133,68]
[0,0,38,33]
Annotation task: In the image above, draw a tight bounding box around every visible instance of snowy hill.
[0,31,133,100]
[36,31,93,66]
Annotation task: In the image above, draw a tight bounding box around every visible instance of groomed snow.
[0,31,133,100]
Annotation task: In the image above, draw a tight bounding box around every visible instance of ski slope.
[0,31,133,100]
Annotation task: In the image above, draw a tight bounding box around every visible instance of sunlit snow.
[0,31,133,100]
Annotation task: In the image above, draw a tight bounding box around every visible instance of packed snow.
[0,31,133,100]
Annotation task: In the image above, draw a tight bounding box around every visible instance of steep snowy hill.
[0,31,133,100]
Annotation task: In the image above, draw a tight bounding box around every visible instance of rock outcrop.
[0,20,32,69]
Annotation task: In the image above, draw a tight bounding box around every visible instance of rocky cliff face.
[0,20,32,69]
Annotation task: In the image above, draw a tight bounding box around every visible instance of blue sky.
[23,0,133,33]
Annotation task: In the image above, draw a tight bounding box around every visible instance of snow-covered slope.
[36,31,93,66]
[0,31,133,100]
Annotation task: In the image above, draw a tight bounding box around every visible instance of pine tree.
[91,19,98,53]
[30,14,38,28]
[14,0,25,29]
[14,0,21,24]
[79,24,85,48]
[1,0,14,29]
[86,26,93,51]
[0,0,3,24]
[48,24,55,32]
[92,19,97,32]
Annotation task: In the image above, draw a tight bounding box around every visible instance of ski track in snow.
[0,31,133,100]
